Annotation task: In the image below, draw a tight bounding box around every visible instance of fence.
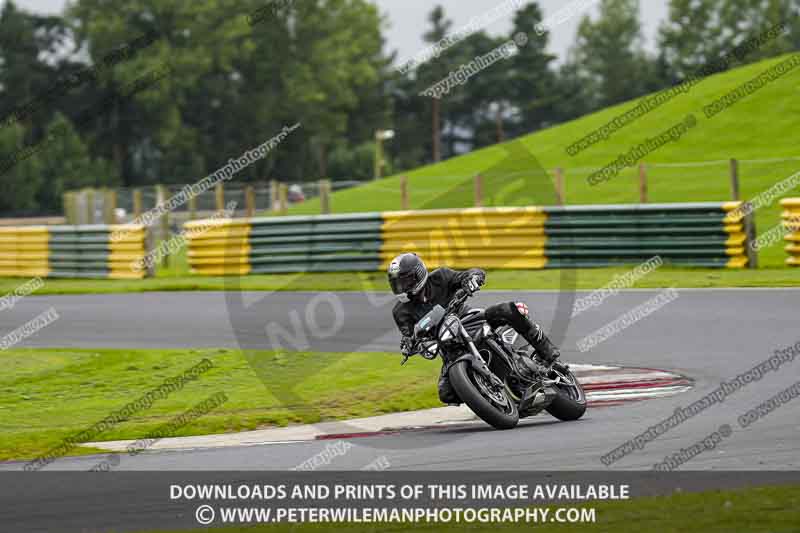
[305,158,800,212]
[62,180,364,270]
[63,180,365,225]
[185,202,754,275]
[0,217,65,226]
[782,198,800,267]
[0,225,148,278]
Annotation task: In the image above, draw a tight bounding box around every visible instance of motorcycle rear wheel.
[545,364,587,421]
[449,361,519,430]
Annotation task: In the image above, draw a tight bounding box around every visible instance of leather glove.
[462,273,484,294]
[400,336,417,356]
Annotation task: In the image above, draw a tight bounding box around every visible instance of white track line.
[587,385,692,401]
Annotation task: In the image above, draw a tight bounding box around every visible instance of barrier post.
[155,184,170,268]
[103,189,117,224]
[639,163,648,203]
[245,185,256,217]
[319,179,331,214]
[730,158,740,201]
[400,175,409,210]
[62,192,75,224]
[554,167,565,205]
[133,188,143,218]
[188,193,197,220]
[474,174,483,207]
[278,183,288,215]
[270,179,278,211]
[144,227,157,277]
[64,192,71,224]
[74,192,81,223]
[215,182,225,211]
[85,189,95,224]
[62,192,69,224]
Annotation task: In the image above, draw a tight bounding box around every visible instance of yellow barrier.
[781,198,800,267]
[381,207,548,270]
[108,226,147,279]
[0,227,50,277]
[185,220,252,275]
[720,202,750,267]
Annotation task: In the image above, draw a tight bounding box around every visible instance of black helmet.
[387,253,428,302]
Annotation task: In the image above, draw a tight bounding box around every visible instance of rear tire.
[449,361,519,430]
[545,365,587,421]
[545,390,586,421]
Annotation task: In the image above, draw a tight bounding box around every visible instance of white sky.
[14,0,670,64]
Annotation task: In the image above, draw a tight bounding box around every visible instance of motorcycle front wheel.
[449,361,519,430]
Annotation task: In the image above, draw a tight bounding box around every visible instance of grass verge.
[0,347,439,462]
[139,484,800,533]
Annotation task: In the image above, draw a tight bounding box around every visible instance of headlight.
[420,341,439,359]
[438,315,460,342]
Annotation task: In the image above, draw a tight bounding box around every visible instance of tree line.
[0,0,797,215]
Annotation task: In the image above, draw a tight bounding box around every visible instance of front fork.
[444,325,505,390]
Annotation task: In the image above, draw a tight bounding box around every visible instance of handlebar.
[447,288,471,313]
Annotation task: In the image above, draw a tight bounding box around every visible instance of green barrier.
[541,202,748,268]
[49,227,113,278]
[186,213,382,275]
[248,213,382,274]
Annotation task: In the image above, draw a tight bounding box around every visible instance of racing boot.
[522,322,561,368]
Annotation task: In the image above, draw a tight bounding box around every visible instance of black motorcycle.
[402,289,586,430]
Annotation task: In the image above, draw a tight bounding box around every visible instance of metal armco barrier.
[185,214,382,275]
[781,198,800,267]
[185,202,753,275]
[0,225,148,278]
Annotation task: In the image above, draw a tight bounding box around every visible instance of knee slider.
[509,301,533,330]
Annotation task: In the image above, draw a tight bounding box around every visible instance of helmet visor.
[389,271,420,295]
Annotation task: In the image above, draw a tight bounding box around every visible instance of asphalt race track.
[1,288,799,472]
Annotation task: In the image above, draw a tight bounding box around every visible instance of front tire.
[449,361,519,430]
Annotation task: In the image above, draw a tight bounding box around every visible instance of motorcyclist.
[388,252,561,405]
